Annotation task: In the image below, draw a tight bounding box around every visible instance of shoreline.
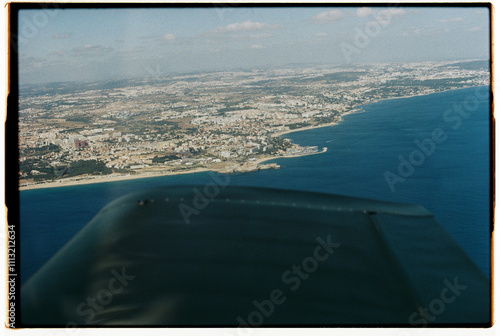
[19,85,486,191]
[19,167,212,191]
[265,86,473,140]
[19,147,329,190]
[361,85,484,107]
[255,147,328,165]
[271,121,341,138]
[19,147,329,191]
[271,108,362,138]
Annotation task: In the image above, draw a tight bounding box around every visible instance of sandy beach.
[19,145,331,191]
[19,167,211,191]
[271,121,341,138]
[19,146,331,190]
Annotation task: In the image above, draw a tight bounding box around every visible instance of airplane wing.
[21,185,490,326]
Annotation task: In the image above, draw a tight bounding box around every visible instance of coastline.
[19,85,486,191]
[255,147,328,165]
[362,85,484,106]
[271,108,361,138]
[271,121,341,138]
[19,146,329,190]
[19,167,212,191]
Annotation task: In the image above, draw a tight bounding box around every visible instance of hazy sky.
[17,6,490,84]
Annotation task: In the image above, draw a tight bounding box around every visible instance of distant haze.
[17,6,490,85]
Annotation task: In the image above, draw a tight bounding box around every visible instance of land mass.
[18,60,490,190]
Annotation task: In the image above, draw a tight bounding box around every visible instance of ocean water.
[20,86,491,283]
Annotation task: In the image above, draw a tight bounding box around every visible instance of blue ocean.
[20,86,491,284]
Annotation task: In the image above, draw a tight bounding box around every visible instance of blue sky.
[17,6,490,84]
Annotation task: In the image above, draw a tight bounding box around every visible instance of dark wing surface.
[21,186,490,326]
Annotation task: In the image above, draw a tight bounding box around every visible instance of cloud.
[467,26,482,32]
[439,17,464,23]
[50,50,69,57]
[249,33,272,39]
[225,32,273,41]
[357,7,372,18]
[409,27,421,35]
[312,9,345,23]
[251,44,264,49]
[163,34,176,41]
[19,56,48,70]
[214,21,282,33]
[403,24,455,36]
[373,8,408,25]
[20,55,45,63]
[378,8,408,17]
[71,45,114,55]
[52,33,71,39]
[316,33,329,37]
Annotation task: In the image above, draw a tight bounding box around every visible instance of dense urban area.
[18,60,490,188]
